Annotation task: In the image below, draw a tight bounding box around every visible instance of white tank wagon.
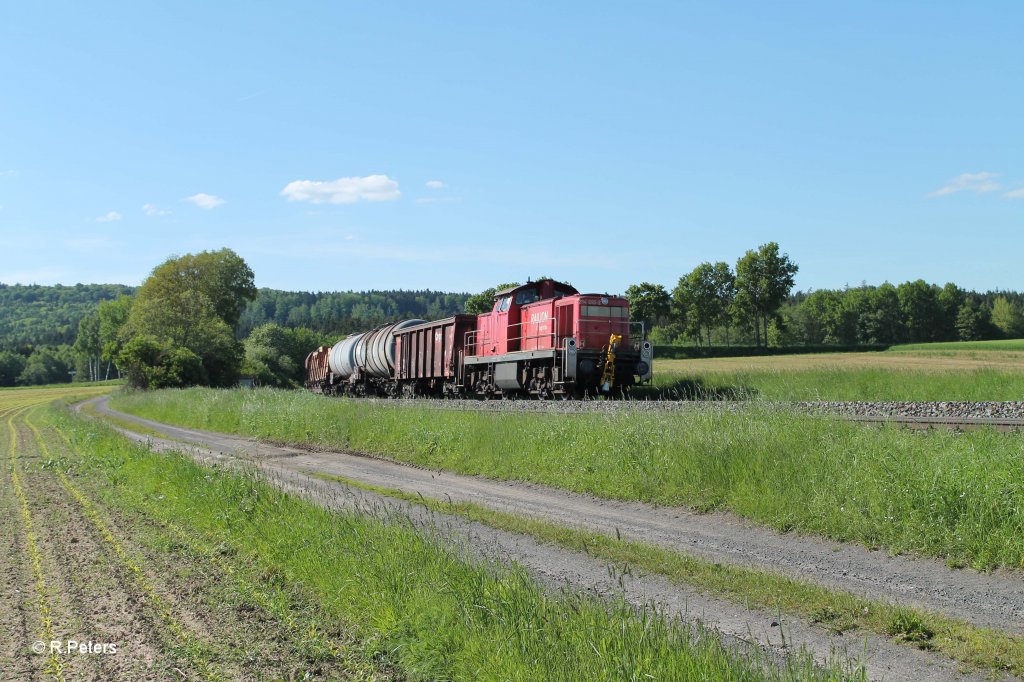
[322,319,426,395]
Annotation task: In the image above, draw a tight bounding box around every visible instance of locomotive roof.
[493,279,579,298]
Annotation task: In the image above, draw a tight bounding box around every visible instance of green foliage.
[242,323,331,387]
[624,282,671,334]
[464,282,520,315]
[955,300,989,341]
[120,248,254,388]
[991,296,1024,338]
[117,335,207,389]
[734,242,798,347]
[241,287,473,335]
[97,295,132,362]
[138,248,256,327]
[0,282,133,349]
[0,350,27,386]
[18,346,72,385]
[673,262,736,346]
[897,280,943,343]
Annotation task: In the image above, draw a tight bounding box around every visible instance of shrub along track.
[88,395,1023,681]
[1,393,391,681]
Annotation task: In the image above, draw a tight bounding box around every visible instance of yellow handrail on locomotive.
[599,333,622,392]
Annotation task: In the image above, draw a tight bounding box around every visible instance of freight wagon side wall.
[395,315,475,381]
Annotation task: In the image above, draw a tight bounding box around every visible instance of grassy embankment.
[10,387,847,681]
[646,340,1024,400]
[112,387,1024,571]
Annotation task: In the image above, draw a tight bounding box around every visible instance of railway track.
[320,395,1024,430]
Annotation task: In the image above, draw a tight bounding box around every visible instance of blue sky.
[1,2,1021,295]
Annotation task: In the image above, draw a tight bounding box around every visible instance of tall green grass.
[112,388,1024,569]
[644,367,1024,401]
[51,404,848,681]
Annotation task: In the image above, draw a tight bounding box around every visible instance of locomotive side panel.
[520,298,558,351]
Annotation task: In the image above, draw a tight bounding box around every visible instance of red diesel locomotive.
[304,279,653,398]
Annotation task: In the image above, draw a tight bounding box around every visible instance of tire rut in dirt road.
[86,398,1006,682]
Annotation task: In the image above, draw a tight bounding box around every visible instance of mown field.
[647,339,1024,400]
[3,385,846,681]
[112,387,1024,571]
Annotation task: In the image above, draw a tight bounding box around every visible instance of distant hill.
[237,288,473,338]
[0,283,134,349]
[0,282,474,351]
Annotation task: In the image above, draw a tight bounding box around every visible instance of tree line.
[625,242,1023,347]
[0,261,472,387]
[626,242,799,347]
[5,243,1023,389]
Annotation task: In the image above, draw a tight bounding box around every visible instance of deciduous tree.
[733,243,798,347]
[624,283,671,337]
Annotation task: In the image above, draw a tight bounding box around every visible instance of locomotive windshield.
[514,289,539,305]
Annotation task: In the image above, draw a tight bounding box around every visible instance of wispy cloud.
[184,193,225,209]
[95,211,122,222]
[143,203,170,216]
[281,174,400,204]
[1004,187,1024,199]
[929,172,1001,197]
[425,180,446,189]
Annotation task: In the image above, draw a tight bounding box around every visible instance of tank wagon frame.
[305,279,653,399]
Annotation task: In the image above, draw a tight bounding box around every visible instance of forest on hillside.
[3,263,1022,388]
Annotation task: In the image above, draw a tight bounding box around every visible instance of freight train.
[304,279,653,399]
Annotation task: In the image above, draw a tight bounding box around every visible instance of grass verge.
[643,366,1024,401]
[310,471,1023,676]
[111,387,1024,570]
[48,401,853,681]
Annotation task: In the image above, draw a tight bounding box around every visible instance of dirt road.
[89,396,1023,681]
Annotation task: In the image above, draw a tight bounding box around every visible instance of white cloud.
[280,174,400,204]
[929,172,1000,197]
[425,180,446,189]
[1004,188,1024,199]
[95,211,122,222]
[184,193,225,209]
[143,203,170,216]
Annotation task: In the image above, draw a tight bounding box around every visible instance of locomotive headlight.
[638,341,653,382]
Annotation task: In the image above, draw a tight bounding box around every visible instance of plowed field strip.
[6,407,65,682]
[0,406,44,682]
[21,412,228,682]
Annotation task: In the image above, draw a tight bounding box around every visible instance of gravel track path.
[88,396,1023,682]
